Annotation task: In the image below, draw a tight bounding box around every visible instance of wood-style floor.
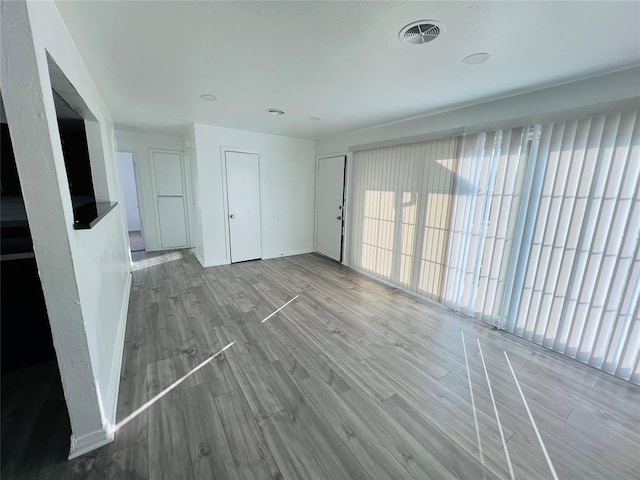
[3,253,639,479]
[129,230,144,252]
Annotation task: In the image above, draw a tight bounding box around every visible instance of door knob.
[229,214,235,219]
[337,216,342,220]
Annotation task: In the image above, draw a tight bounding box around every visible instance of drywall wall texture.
[191,124,316,266]
[1,0,131,457]
[187,126,204,261]
[115,129,190,250]
[317,67,640,155]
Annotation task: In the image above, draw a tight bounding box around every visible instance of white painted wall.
[187,128,203,261]
[114,129,190,251]
[317,67,640,155]
[1,0,131,457]
[117,152,141,231]
[190,124,316,267]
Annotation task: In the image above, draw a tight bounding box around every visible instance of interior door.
[225,151,262,262]
[316,155,346,261]
[151,149,188,249]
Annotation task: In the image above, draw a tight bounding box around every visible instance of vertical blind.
[348,110,640,383]
[349,138,457,297]
[505,111,640,382]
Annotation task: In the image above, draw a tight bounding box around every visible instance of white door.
[225,151,262,262]
[151,149,188,249]
[316,155,345,261]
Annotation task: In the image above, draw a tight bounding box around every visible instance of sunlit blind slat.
[478,128,528,320]
[347,110,640,384]
[500,111,640,382]
[441,134,483,308]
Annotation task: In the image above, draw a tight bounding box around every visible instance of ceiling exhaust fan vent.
[399,21,443,45]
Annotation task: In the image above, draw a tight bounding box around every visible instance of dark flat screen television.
[52,90,99,226]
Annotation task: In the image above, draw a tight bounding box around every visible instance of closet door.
[225,151,262,262]
[150,149,188,249]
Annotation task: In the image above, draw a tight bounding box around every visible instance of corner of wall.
[68,377,114,459]
[68,427,114,460]
[101,270,132,427]
[194,251,207,268]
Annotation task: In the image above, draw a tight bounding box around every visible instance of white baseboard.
[68,426,114,459]
[196,248,313,268]
[200,257,230,268]
[263,248,313,260]
[68,272,131,459]
[194,252,207,267]
[104,271,132,425]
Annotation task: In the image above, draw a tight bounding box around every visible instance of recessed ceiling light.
[463,53,490,65]
[309,116,321,121]
[266,108,285,115]
[399,20,443,45]
[200,94,217,101]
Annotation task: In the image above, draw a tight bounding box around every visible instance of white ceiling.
[55,1,640,140]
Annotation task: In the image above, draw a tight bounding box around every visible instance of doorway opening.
[117,152,144,254]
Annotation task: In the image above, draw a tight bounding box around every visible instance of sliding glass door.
[347,109,640,383]
[504,111,640,382]
[349,128,530,319]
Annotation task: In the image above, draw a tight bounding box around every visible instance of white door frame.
[148,148,192,250]
[314,152,350,262]
[342,151,354,263]
[116,150,146,250]
[220,146,263,264]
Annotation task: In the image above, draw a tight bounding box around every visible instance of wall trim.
[68,427,114,459]
[69,270,130,459]
[348,99,640,153]
[263,248,314,260]
[101,270,132,428]
[194,252,207,268]
[198,249,313,267]
[201,257,230,268]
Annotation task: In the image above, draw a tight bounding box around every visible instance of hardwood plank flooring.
[2,252,639,479]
